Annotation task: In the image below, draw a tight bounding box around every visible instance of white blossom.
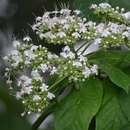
[21,86,32,95]
[101,30,111,37]
[33,95,41,102]
[23,36,32,42]
[18,75,32,87]
[73,61,82,68]
[47,92,55,100]
[90,4,97,9]
[99,3,111,9]
[122,31,130,38]
[72,32,81,39]
[39,64,48,73]
[74,10,81,15]
[82,67,91,78]
[40,83,48,92]
[122,12,130,20]
[31,70,42,81]
[63,24,70,30]
[31,45,38,51]
[48,52,59,60]
[16,92,22,100]
[24,50,36,60]
[91,64,98,75]
[94,38,102,45]
[60,9,71,15]
[57,32,66,38]
[50,66,58,75]
[13,40,21,48]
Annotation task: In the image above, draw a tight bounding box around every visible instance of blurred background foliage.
[0,0,130,129]
[0,87,31,130]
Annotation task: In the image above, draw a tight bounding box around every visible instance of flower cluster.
[57,46,98,81]
[88,3,130,48]
[90,2,130,24]
[4,2,130,115]
[16,73,55,114]
[4,38,56,114]
[94,22,130,48]
[32,9,96,45]
[32,4,130,49]
[4,37,98,114]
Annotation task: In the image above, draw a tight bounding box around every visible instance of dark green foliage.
[54,78,103,130]
[0,87,31,130]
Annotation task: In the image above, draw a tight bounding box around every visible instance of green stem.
[32,102,56,130]
[49,76,68,91]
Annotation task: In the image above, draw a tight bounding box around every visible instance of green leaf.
[88,51,130,66]
[119,90,130,123]
[96,80,130,130]
[99,63,130,93]
[0,87,31,130]
[54,77,103,130]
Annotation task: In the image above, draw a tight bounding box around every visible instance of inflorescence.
[3,3,130,115]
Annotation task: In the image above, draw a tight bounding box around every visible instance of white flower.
[36,16,42,22]
[47,92,55,100]
[73,61,82,68]
[99,3,111,9]
[60,46,75,59]
[60,51,75,59]
[86,21,96,27]
[57,32,66,38]
[60,9,71,15]
[108,23,122,33]
[32,24,38,31]
[79,55,87,62]
[91,65,98,75]
[6,79,12,84]
[48,20,56,29]
[16,92,22,100]
[31,70,42,81]
[96,23,105,33]
[79,26,87,33]
[10,50,22,67]
[68,52,75,59]
[101,30,111,37]
[23,36,32,42]
[48,52,59,59]
[13,40,21,48]
[63,24,70,30]
[18,75,32,87]
[90,4,97,9]
[21,86,32,95]
[74,10,81,15]
[60,19,67,24]
[82,67,91,78]
[31,45,38,51]
[63,46,70,52]
[50,66,57,75]
[40,83,48,92]
[33,95,41,102]
[24,50,36,60]
[41,32,56,40]
[94,38,102,45]
[40,64,48,73]
[122,12,130,20]
[72,32,81,39]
